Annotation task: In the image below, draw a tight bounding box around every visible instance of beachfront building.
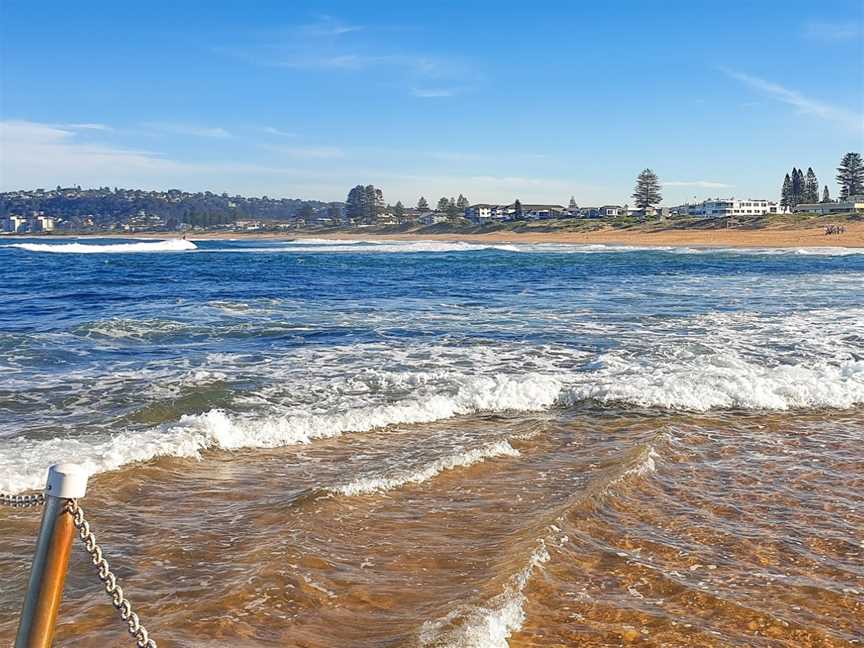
[597,205,624,217]
[792,195,864,215]
[679,198,784,218]
[520,204,566,220]
[465,203,567,223]
[464,204,498,224]
[2,215,28,232]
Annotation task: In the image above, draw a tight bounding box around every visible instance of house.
[465,204,498,224]
[681,198,785,218]
[792,195,864,215]
[419,211,449,225]
[520,204,566,220]
[597,205,624,217]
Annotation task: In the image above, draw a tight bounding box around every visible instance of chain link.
[0,493,45,508]
[67,499,157,648]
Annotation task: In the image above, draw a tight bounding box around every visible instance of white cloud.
[143,122,232,138]
[0,120,302,192]
[803,21,862,41]
[664,180,732,188]
[722,68,864,133]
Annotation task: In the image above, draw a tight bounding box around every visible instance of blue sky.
[1,0,862,205]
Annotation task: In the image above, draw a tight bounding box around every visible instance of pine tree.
[837,152,864,199]
[514,199,523,219]
[417,196,429,211]
[446,198,460,219]
[436,197,449,211]
[803,167,819,203]
[789,168,802,206]
[821,185,830,203]
[780,174,793,208]
[568,196,577,209]
[456,194,469,209]
[632,169,662,209]
[346,185,365,223]
[393,201,405,219]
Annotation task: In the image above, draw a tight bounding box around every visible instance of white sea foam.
[564,353,864,411]
[0,373,560,494]
[330,440,520,496]
[419,542,550,648]
[6,239,197,253]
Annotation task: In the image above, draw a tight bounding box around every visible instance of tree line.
[345,186,471,223]
[0,186,331,227]
[780,152,863,208]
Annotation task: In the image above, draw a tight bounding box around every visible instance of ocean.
[0,237,862,647]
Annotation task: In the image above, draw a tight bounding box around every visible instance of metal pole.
[15,464,88,648]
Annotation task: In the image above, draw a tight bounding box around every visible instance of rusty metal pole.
[15,464,88,648]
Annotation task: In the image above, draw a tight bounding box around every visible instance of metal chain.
[67,499,157,648]
[0,493,45,508]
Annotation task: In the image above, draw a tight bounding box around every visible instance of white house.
[681,198,784,218]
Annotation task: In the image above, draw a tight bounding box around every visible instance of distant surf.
[6,239,197,253]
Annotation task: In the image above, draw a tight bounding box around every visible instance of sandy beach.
[33,219,863,248]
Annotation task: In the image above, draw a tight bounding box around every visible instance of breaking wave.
[329,440,520,496]
[564,354,864,411]
[0,374,559,494]
[419,542,550,648]
[6,239,197,253]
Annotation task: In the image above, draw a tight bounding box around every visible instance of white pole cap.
[45,463,89,499]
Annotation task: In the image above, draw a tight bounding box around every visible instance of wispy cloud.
[412,88,456,98]
[266,145,345,159]
[57,122,113,131]
[722,68,864,133]
[664,180,732,188]
[298,16,363,38]
[803,21,862,41]
[218,17,477,97]
[262,126,296,137]
[0,120,306,191]
[143,122,232,138]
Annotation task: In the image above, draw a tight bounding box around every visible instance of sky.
[1,0,862,206]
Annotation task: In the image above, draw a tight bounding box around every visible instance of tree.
[632,169,662,210]
[393,201,405,219]
[446,198,460,219]
[514,199,523,220]
[346,185,365,223]
[780,174,793,208]
[417,196,429,211]
[568,196,577,209]
[804,167,819,203]
[456,194,469,209]
[822,185,830,203]
[790,167,804,206]
[436,197,449,211]
[837,152,864,199]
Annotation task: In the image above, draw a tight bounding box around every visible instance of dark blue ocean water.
[1,237,863,491]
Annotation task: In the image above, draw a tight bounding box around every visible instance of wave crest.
[7,239,197,253]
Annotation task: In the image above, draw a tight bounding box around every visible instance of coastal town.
[2,154,863,235]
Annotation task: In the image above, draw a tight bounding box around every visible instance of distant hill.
[0,186,339,228]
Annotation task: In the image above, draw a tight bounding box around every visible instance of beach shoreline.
[10,220,864,248]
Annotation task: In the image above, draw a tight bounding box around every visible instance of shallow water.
[1,238,862,646]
